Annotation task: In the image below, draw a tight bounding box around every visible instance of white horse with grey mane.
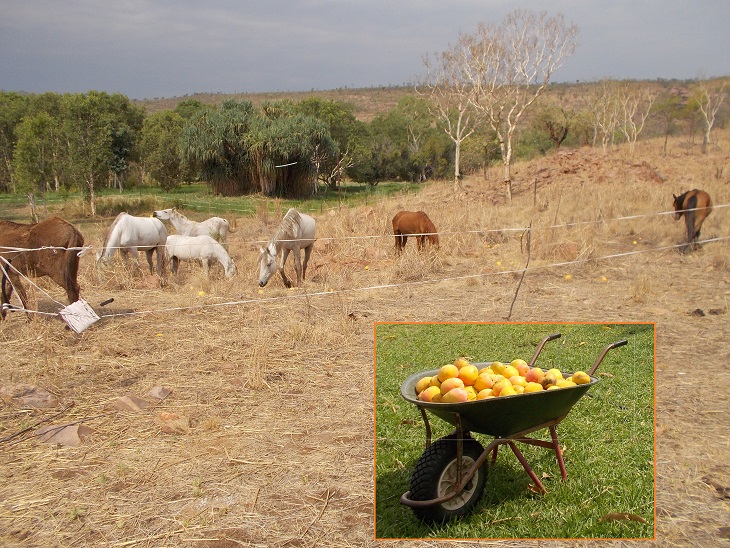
[152,208,233,243]
[258,208,316,288]
[165,235,236,278]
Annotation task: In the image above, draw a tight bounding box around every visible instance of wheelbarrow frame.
[399,335,628,517]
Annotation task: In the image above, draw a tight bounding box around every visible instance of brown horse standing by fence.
[672,189,713,252]
[0,217,85,319]
[392,210,439,252]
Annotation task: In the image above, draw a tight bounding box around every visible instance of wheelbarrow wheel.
[408,434,487,523]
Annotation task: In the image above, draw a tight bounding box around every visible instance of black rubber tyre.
[408,434,487,524]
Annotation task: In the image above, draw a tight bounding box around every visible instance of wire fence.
[1,203,727,324]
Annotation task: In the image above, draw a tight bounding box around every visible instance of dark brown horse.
[672,189,713,252]
[392,210,439,252]
[0,217,85,318]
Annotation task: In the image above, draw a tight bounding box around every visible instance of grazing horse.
[0,217,84,319]
[97,213,168,275]
[258,208,316,288]
[152,208,233,243]
[165,235,236,279]
[392,210,439,252]
[672,189,713,252]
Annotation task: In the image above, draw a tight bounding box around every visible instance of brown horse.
[0,217,85,319]
[672,189,713,252]
[392,210,439,252]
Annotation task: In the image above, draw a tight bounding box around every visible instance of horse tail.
[100,213,123,261]
[684,193,698,244]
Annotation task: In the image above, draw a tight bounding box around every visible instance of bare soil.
[1,134,729,547]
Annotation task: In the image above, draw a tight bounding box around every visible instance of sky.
[1,1,729,100]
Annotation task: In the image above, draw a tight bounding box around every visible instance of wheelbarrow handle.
[528,333,561,367]
[588,339,628,376]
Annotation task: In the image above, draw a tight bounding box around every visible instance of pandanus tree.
[181,100,258,196]
[182,100,335,198]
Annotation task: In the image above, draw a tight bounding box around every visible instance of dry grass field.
[1,131,729,547]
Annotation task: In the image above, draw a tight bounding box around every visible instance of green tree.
[532,99,573,149]
[62,91,143,216]
[11,112,58,220]
[174,99,210,120]
[0,91,29,192]
[182,100,259,196]
[141,110,186,191]
[653,91,686,155]
[292,97,363,188]
[182,100,335,198]
[369,96,447,183]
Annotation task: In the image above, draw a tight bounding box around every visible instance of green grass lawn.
[375,323,655,540]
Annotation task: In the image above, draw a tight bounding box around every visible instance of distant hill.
[134,85,416,122]
[134,76,728,124]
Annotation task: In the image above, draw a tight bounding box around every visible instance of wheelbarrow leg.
[508,441,547,494]
[549,425,568,481]
[490,445,499,465]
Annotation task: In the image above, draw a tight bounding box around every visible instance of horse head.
[225,258,237,279]
[671,193,684,220]
[152,208,173,221]
[257,242,278,287]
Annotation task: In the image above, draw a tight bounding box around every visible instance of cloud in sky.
[1,0,728,99]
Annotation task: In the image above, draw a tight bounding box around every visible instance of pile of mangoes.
[416,357,591,403]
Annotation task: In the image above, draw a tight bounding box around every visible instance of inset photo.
[374,322,655,541]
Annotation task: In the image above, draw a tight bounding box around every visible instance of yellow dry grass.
[1,132,729,547]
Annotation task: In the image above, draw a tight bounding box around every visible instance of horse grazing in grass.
[672,189,713,252]
[166,235,236,279]
[0,217,84,319]
[153,208,233,243]
[392,210,439,252]
[258,208,316,288]
[97,213,168,275]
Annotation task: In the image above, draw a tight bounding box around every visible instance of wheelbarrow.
[398,333,628,524]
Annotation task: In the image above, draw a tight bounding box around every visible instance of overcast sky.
[2,1,729,100]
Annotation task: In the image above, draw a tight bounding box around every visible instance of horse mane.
[271,209,302,245]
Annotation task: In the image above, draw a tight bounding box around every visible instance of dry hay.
[1,132,729,547]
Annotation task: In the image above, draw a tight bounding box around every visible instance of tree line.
[1,10,727,217]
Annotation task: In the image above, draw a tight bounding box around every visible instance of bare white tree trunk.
[695,79,726,154]
[619,83,655,156]
[461,10,579,201]
[420,51,478,194]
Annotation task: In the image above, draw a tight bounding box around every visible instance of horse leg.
[292,247,304,287]
[0,271,10,319]
[417,235,425,251]
[278,248,293,288]
[171,256,179,275]
[302,244,313,282]
[145,249,155,273]
[5,270,31,321]
[684,213,695,252]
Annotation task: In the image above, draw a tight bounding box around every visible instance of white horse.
[258,208,316,288]
[165,235,236,279]
[97,212,168,275]
[152,208,233,243]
